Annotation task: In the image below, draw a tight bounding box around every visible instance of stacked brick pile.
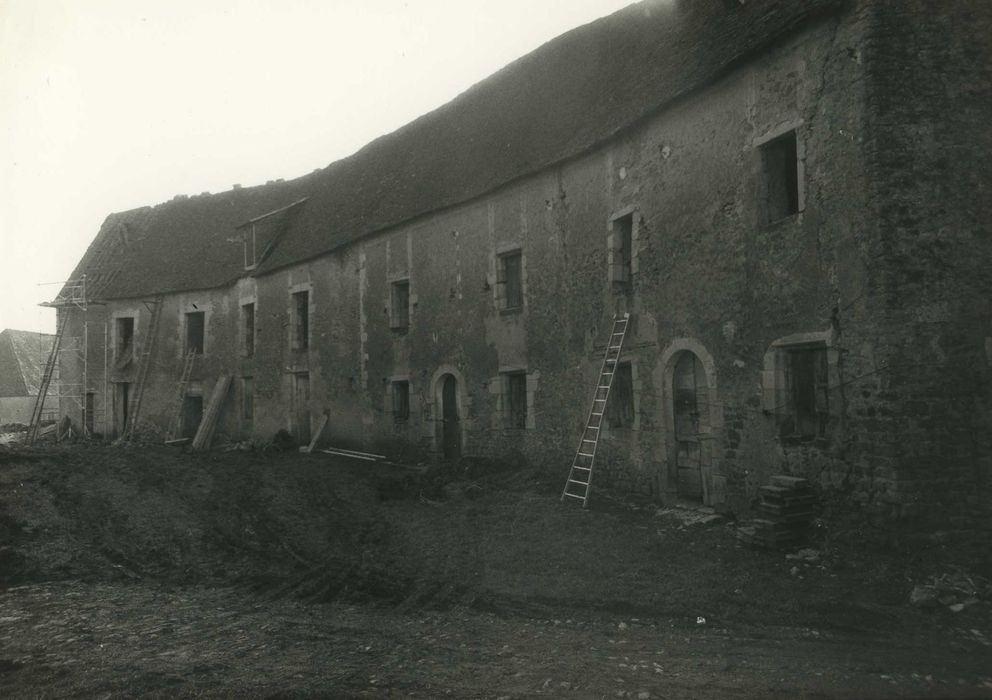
[737,475,818,549]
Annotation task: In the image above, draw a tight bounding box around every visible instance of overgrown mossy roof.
[67,0,845,301]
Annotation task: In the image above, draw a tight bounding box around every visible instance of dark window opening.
[181,395,203,439]
[392,381,410,423]
[761,130,800,222]
[608,361,635,429]
[498,251,524,310]
[390,280,410,330]
[185,312,205,355]
[505,372,528,429]
[293,291,309,350]
[242,377,254,422]
[610,213,633,289]
[115,317,134,361]
[784,347,828,440]
[241,303,255,357]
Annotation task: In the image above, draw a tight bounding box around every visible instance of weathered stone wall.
[856,0,992,522]
[54,1,991,523]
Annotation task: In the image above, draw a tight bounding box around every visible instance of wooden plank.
[321,445,386,460]
[320,448,378,462]
[191,375,231,451]
[299,414,328,453]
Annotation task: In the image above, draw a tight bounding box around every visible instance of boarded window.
[505,372,528,429]
[761,130,800,222]
[608,361,635,429]
[185,312,205,355]
[784,347,829,440]
[241,303,255,357]
[242,376,254,422]
[292,291,309,350]
[115,317,134,361]
[497,251,523,310]
[390,280,410,330]
[392,380,410,422]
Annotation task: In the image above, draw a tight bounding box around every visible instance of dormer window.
[243,224,258,270]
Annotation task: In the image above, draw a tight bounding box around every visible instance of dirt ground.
[1,444,991,698]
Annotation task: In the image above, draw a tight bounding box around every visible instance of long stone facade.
[55,1,992,523]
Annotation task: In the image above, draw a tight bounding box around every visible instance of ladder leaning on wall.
[27,313,70,444]
[561,312,630,507]
[121,295,164,440]
[165,352,197,442]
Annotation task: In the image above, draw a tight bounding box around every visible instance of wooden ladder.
[122,295,164,440]
[561,312,630,507]
[27,313,70,444]
[165,352,198,442]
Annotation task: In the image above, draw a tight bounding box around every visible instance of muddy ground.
[1,444,990,698]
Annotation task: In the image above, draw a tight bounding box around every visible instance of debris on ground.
[909,570,991,612]
[654,504,725,528]
[737,475,818,549]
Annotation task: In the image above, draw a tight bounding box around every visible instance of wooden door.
[441,374,460,459]
[293,373,311,445]
[673,352,709,500]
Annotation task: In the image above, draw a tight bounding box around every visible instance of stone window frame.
[240,300,256,358]
[607,206,639,291]
[388,375,411,424]
[493,366,538,431]
[762,329,839,445]
[389,277,411,332]
[182,306,207,356]
[495,246,526,314]
[288,282,313,353]
[752,120,807,225]
[111,312,137,366]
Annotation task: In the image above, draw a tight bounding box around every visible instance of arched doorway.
[440,374,461,459]
[671,351,711,501]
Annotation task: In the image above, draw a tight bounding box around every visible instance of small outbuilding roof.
[0,329,55,398]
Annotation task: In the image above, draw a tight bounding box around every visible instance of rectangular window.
[505,372,528,429]
[785,347,828,440]
[609,213,633,289]
[497,250,524,311]
[608,361,635,429]
[292,291,309,350]
[761,130,800,222]
[241,303,255,357]
[242,376,254,422]
[185,312,205,355]
[115,317,135,362]
[392,380,410,423]
[390,280,410,330]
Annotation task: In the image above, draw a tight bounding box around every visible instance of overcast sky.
[0,0,635,334]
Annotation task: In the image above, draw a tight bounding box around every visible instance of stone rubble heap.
[737,475,818,549]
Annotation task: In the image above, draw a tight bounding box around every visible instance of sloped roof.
[66,0,845,301]
[0,329,54,397]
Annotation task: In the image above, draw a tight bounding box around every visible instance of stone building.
[52,0,992,521]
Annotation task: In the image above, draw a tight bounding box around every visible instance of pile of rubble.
[910,570,991,613]
[737,475,818,549]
